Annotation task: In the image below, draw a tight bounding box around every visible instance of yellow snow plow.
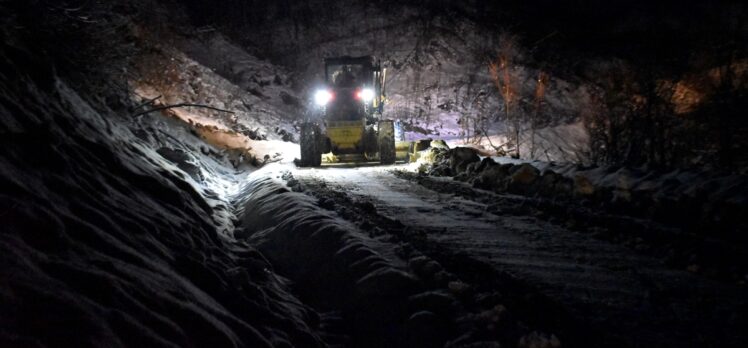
[298,56,396,166]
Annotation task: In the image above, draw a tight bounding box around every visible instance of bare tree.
[530,71,548,159]
[489,33,522,157]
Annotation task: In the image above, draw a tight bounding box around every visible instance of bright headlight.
[314,89,332,106]
[360,88,375,102]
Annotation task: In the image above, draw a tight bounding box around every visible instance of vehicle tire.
[378,120,396,164]
[362,126,378,159]
[299,122,322,167]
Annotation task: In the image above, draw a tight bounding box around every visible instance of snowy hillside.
[130,29,302,164]
[2,1,746,347]
[0,39,324,347]
[191,1,596,160]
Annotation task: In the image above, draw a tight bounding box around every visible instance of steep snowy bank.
[0,47,323,346]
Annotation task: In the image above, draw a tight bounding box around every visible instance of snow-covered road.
[286,164,747,347]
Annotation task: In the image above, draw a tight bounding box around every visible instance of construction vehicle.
[298,56,395,166]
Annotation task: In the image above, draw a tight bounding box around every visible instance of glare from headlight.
[360,88,375,102]
[314,89,332,106]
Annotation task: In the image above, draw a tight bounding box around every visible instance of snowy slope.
[131,31,302,164]
[0,47,324,347]
[213,2,594,160]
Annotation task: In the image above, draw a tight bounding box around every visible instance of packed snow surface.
[283,163,747,347]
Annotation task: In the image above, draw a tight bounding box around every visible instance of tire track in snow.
[293,166,747,347]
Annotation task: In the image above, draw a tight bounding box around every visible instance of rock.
[574,174,595,196]
[466,161,480,175]
[431,139,449,149]
[474,163,511,190]
[511,163,540,184]
[454,172,470,182]
[449,147,480,173]
[413,138,433,152]
[275,127,295,142]
[471,176,487,189]
[286,178,299,188]
[356,267,420,297]
[417,146,449,166]
[429,164,452,176]
[317,197,335,210]
[475,157,498,173]
[510,163,539,185]
[555,176,574,196]
[537,170,560,195]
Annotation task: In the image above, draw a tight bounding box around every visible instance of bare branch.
[132,103,235,118]
[130,95,162,112]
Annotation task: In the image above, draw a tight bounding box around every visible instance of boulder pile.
[418,145,748,237]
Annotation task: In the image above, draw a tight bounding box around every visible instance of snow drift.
[234,168,424,347]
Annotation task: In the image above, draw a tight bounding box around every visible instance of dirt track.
[286,164,747,347]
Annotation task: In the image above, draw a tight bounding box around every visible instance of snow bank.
[0,48,323,347]
[235,166,446,346]
[236,165,421,299]
[421,145,748,237]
